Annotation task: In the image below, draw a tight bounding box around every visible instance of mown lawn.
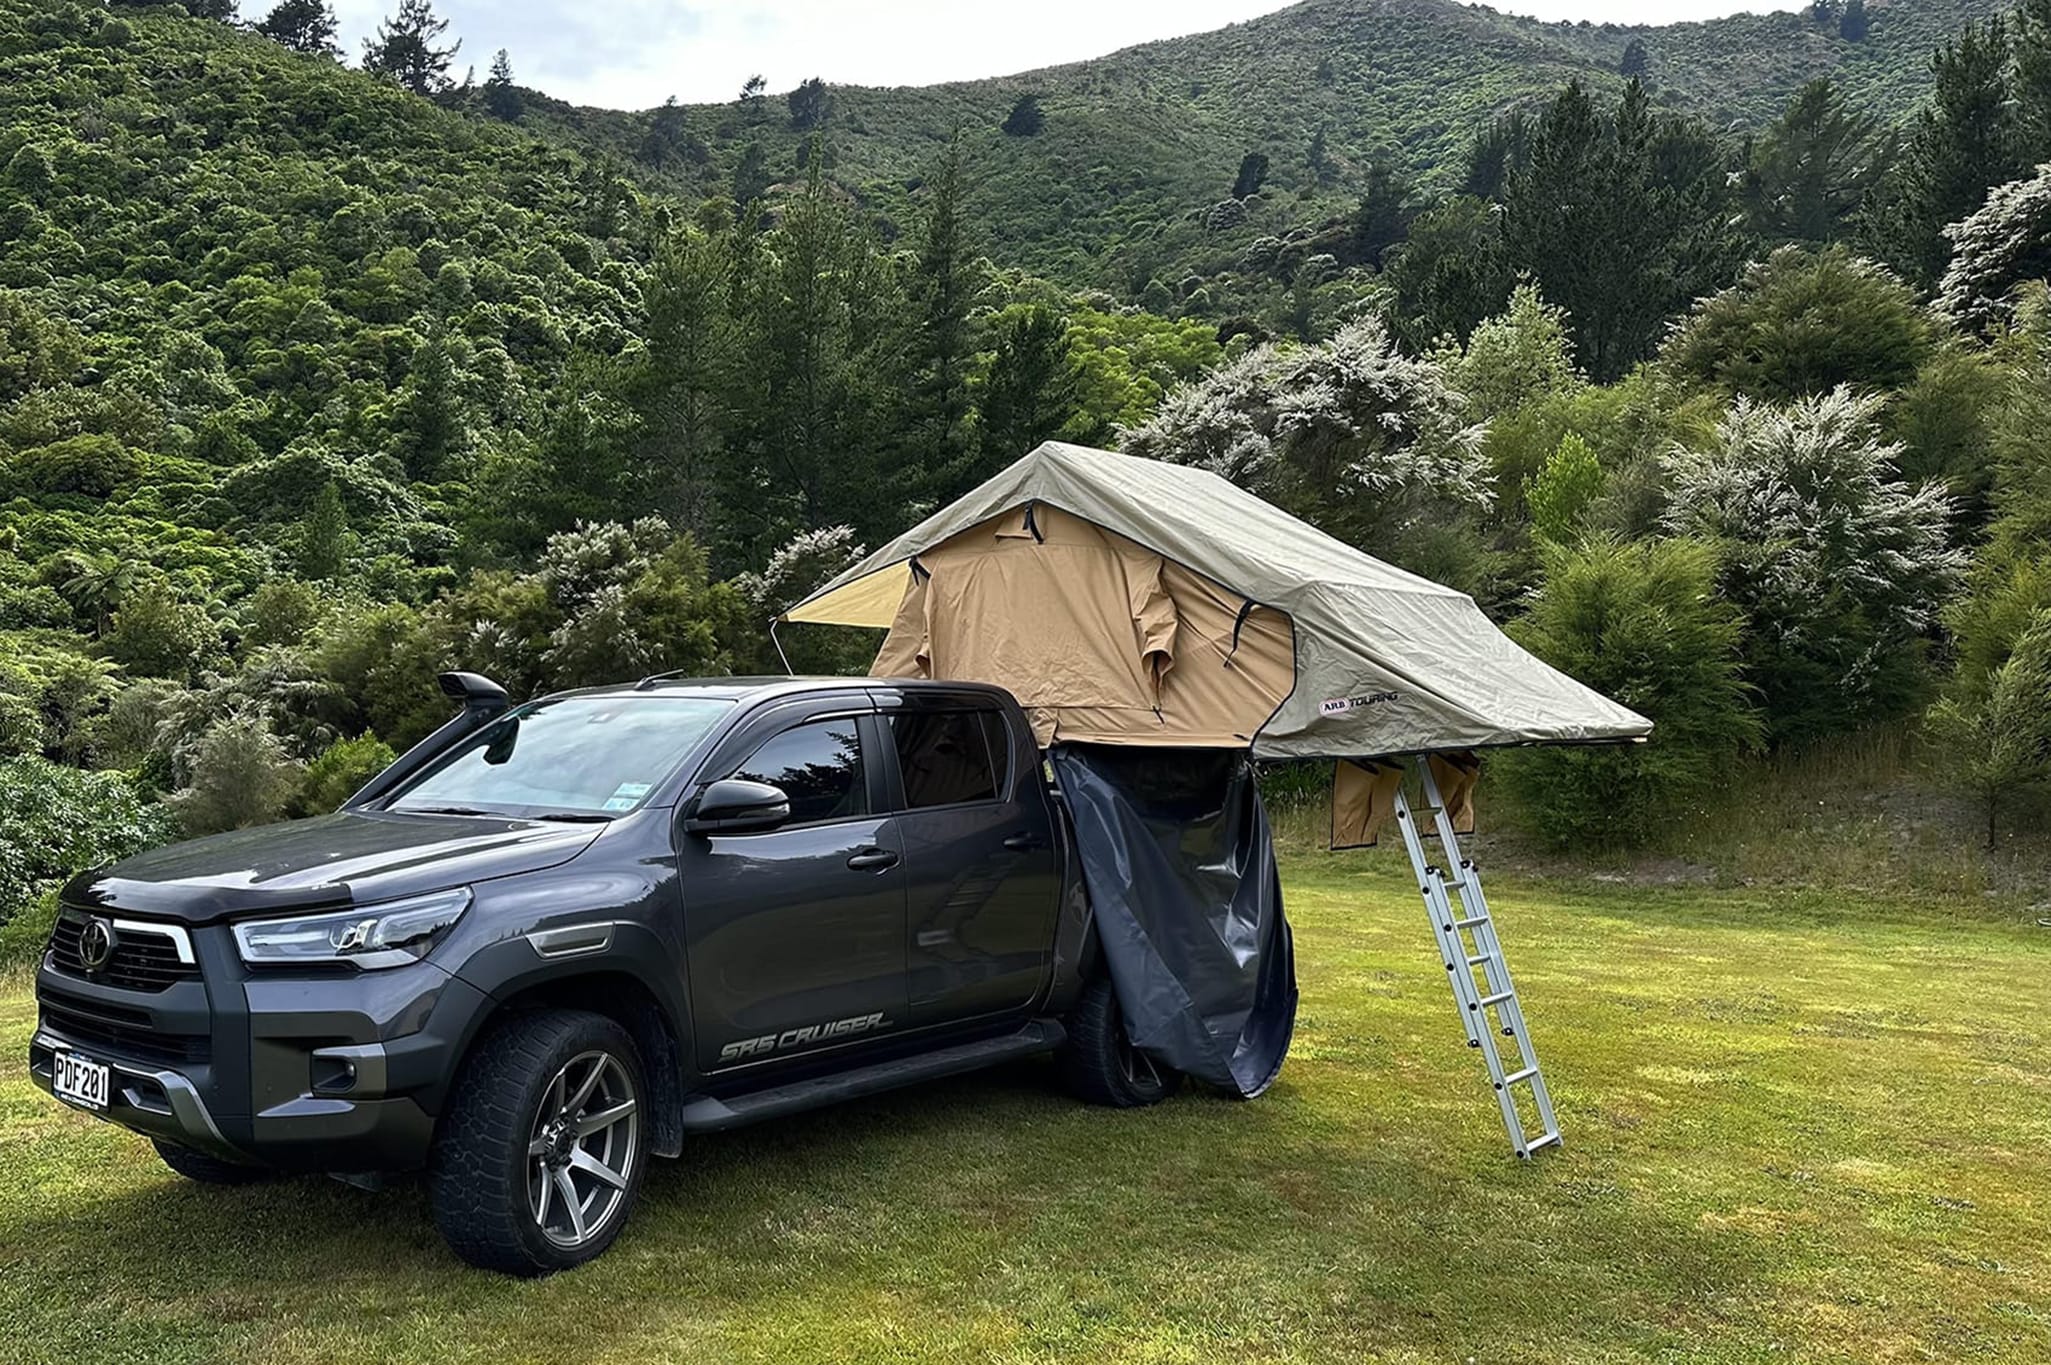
[2,855,2045,1364]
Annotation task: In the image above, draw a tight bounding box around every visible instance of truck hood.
[62,810,605,926]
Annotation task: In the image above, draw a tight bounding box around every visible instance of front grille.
[49,915,200,993]
[38,986,212,1066]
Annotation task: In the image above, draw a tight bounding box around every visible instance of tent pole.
[769,618,794,676]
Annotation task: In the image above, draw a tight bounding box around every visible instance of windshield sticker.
[601,797,637,812]
[612,782,653,799]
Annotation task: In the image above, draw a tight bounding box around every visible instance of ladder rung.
[1454,915,1489,930]
[1502,1066,1539,1085]
[1526,1131,1563,1154]
[1465,952,1492,966]
[1479,990,1515,1008]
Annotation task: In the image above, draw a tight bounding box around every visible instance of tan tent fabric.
[870,505,1294,748]
[1331,759,1405,850]
[787,441,1653,760]
[1426,752,1479,837]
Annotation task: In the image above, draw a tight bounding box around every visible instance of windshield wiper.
[392,805,501,817]
[527,812,617,823]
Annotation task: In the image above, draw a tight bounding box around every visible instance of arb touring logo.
[1321,692,1400,716]
[718,1012,890,1062]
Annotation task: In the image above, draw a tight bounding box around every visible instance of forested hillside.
[536,0,2002,291]
[10,0,2051,947]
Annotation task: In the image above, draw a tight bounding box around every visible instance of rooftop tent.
[781,442,1649,1130]
[785,441,1653,759]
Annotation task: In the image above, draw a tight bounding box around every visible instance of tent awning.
[784,441,1652,760]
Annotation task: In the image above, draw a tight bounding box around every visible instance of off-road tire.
[430,1008,648,1276]
[1058,975,1178,1107]
[151,1138,270,1184]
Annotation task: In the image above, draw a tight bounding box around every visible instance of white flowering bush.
[1120,317,1490,566]
[1939,167,2051,334]
[1663,387,1965,740]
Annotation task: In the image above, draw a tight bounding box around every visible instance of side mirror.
[685,779,791,835]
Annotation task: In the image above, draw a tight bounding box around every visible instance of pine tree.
[1743,79,1881,244]
[1862,17,2019,287]
[906,136,986,503]
[732,142,770,207]
[1233,152,1270,199]
[256,0,340,56]
[643,97,690,167]
[1620,39,1650,78]
[1463,113,1532,200]
[1503,80,1748,382]
[1307,125,1336,184]
[362,0,461,98]
[483,49,521,122]
[632,227,739,538]
[394,327,466,480]
[1840,0,1869,42]
[740,75,767,122]
[1350,160,1415,268]
[1002,94,1046,137]
[299,482,351,581]
[788,77,829,131]
[2015,0,2051,161]
[977,306,1082,469]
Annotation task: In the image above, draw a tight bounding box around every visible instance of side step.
[677,1020,1067,1133]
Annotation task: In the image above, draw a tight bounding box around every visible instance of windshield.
[386,695,734,820]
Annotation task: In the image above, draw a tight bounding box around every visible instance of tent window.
[891,711,999,809]
[729,718,867,825]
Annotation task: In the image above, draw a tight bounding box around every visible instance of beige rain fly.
[784,442,1652,762]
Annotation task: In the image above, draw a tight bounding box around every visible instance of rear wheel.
[1058,975,1178,1108]
[151,1138,269,1185]
[431,1009,647,1276]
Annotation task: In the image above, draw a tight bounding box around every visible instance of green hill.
[533,0,2005,289]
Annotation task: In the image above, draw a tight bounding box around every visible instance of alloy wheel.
[525,1049,640,1249]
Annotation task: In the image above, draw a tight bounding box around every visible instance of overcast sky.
[329,1,1802,111]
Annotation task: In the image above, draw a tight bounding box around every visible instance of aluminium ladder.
[1390,760,1561,1159]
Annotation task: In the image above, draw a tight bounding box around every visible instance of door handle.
[847,847,900,872]
[1003,832,1045,851]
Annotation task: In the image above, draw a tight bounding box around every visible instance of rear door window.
[729,717,867,825]
[891,711,1000,809]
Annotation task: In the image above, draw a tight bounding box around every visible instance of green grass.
[2,856,2046,1363]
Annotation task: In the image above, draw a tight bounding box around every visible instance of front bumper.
[28,1030,245,1163]
[30,922,490,1173]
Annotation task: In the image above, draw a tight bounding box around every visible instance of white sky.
[329,1,1802,111]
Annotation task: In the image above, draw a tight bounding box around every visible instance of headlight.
[232,888,471,970]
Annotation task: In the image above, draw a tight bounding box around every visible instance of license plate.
[52,1051,111,1111]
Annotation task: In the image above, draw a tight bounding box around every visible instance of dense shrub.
[0,756,174,931]
[165,713,305,836]
[1663,247,1935,401]
[296,733,398,815]
[1450,284,1584,422]
[1926,608,2051,846]
[1527,432,1605,544]
[1500,537,1761,848]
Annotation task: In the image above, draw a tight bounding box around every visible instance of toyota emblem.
[78,917,118,974]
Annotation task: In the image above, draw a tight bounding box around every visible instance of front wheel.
[1058,975,1179,1107]
[431,1009,648,1276]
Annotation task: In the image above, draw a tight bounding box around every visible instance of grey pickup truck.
[30,674,1172,1275]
